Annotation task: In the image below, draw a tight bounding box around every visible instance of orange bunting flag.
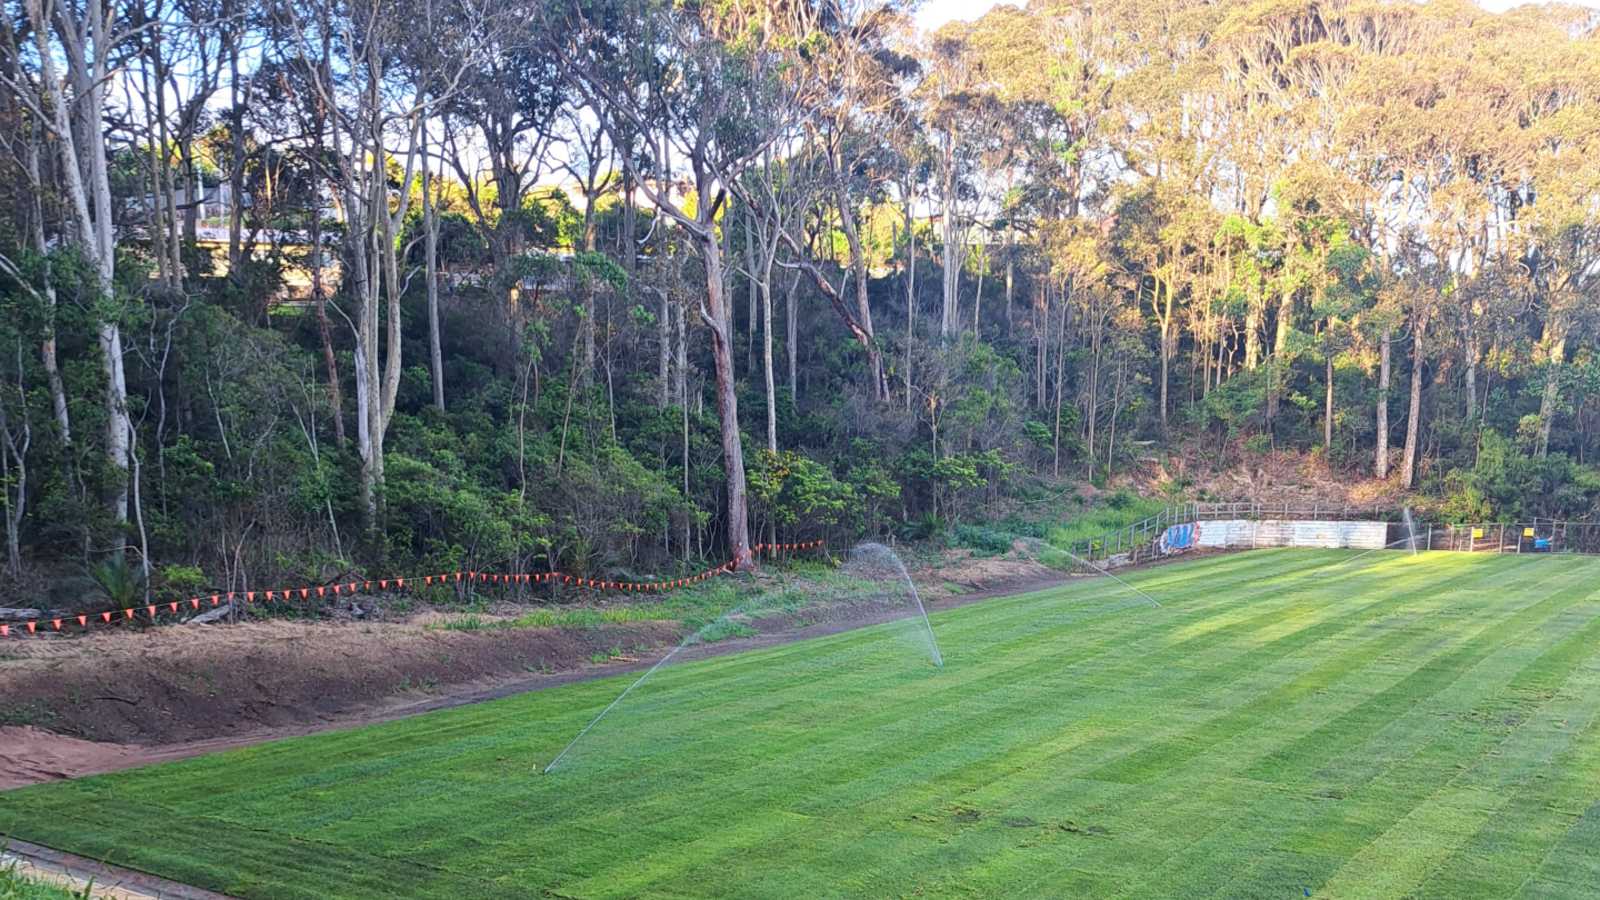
[146,606,157,618]
[246,591,256,602]
[364,581,372,591]
[27,621,37,633]
[317,587,326,598]
[78,615,87,627]
[348,582,358,593]
[212,594,221,605]
[379,580,389,590]
[103,612,113,623]
[1,624,8,636]
[300,589,310,600]
[424,576,432,586]
[168,602,179,613]
[124,608,134,619]
[455,572,463,582]
[265,591,276,601]
[396,578,405,588]
[190,598,200,609]
[52,618,62,630]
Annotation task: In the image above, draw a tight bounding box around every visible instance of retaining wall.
[1186,519,1388,551]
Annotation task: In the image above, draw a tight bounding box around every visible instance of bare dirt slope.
[1132,446,1409,510]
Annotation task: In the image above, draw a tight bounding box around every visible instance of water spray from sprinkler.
[1058,548,1164,608]
[544,637,699,774]
[544,542,942,774]
[846,542,943,668]
[1322,532,1431,569]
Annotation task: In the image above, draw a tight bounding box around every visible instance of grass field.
[3,549,1599,899]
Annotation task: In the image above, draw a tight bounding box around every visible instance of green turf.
[3,549,1598,899]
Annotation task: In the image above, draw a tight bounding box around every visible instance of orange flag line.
[2,540,825,637]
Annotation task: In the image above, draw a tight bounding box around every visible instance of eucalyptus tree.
[554,0,831,568]
[272,0,504,533]
[1508,20,1600,457]
[4,0,139,545]
[802,0,916,401]
[741,146,822,453]
[439,1,564,294]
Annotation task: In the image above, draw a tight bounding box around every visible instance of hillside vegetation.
[1,0,1597,613]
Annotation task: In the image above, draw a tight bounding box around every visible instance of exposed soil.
[0,558,1067,791]
[1133,446,1411,511]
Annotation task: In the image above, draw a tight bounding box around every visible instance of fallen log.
[187,603,235,625]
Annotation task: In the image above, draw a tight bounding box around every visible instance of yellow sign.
[1472,528,1484,539]
[1524,527,1536,537]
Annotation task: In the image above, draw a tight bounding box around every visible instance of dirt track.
[0,557,1069,790]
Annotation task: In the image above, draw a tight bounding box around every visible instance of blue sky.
[916,0,1600,32]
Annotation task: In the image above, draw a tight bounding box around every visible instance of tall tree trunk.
[1052,291,1068,477]
[697,234,754,568]
[940,133,958,339]
[1267,288,1293,421]
[904,194,916,412]
[1157,279,1173,431]
[1244,304,1263,370]
[1463,303,1479,424]
[675,297,687,407]
[1003,224,1014,339]
[227,37,245,274]
[786,271,798,402]
[25,137,71,445]
[972,249,984,336]
[1324,355,1334,451]
[1376,327,1391,478]
[835,188,884,400]
[745,212,758,377]
[762,278,777,453]
[1401,314,1427,490]
[581,283,596,387]
[1537,319,1567,458]
[1035,290,1046,409]
[422,124,445,413]
[30,0,131,543]
[351,207,378,525]
[581,205,597,383]
[1085,321,1103,478]
[658,286,673,409]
